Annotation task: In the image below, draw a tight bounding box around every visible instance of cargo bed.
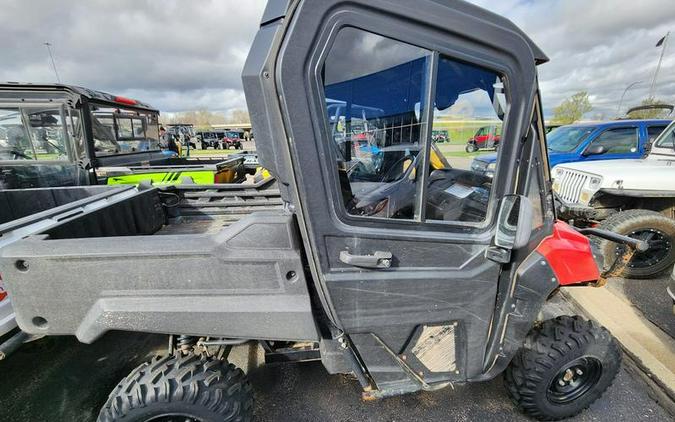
[0,178,319,344]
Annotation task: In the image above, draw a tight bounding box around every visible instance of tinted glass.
[547,126,594,152]
[323,28,431,220]
[647,125,667,142]
[589,127,638,154]
[90,106,159,156]
[427,55,507,223]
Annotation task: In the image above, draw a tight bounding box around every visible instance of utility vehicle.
[167,123,199,150]
[1,1,640,420]
[465,125,501,152]
[554,120,675,279]
[223,130,244,149]
[0,84,246,188]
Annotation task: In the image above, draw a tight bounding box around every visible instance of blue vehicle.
[470,119,671,177]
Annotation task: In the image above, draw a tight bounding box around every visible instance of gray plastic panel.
[0,211,319,343]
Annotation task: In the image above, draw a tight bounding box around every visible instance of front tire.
[98,353,253,422]
[465,143,477,153]
[504,316,621,421]
[594,209,675,279]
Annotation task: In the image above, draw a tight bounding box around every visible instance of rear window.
[90,105,159,156]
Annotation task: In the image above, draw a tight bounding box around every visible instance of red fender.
[536,221,600,285]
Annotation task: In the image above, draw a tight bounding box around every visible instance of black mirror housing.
[495,195,534,250]
[583,145,607,156]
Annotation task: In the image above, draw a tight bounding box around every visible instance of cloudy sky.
[0,0,673,119]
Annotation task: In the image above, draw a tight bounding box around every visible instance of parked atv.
[1,1,638,421]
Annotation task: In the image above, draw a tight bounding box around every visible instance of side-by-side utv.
[0,84,247,189]
[1,1,643,421]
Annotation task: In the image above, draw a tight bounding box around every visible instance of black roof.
[0,82,157,112]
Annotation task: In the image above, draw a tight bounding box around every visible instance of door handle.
[339,250,392,269]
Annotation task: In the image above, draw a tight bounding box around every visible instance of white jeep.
[553,121,675,278]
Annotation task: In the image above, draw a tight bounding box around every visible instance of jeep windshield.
[90,104,160,156]
[547,126,595,152]
[654,122,675,150]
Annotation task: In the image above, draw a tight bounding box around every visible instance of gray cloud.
[0,0,674,119]
[0,0,266,113]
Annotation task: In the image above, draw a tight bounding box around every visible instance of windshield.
[547,126,595,152]
[226,131,240,138]
[654,122,675,150]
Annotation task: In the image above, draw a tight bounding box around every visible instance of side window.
[0,107,32,160]
[426,55,507,223]
[321,28,507,224]
[589,127,638,154]
[323,28,432,220]
[647,125,667,143]
[0,107,69,161]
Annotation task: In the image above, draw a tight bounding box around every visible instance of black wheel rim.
[547,357,602,404]
[616,228,673,269]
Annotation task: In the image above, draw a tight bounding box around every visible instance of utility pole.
[43,42,61,83]
[648,31,669,99]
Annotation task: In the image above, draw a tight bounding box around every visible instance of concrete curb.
[561,286,675,415]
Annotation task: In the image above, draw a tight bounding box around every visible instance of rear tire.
[504,316,621,421]
[98,353,253,422]
[594,209,675,279]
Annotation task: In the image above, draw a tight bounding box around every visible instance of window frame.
[314,23,512,232]
[584,126,639,155]
[0,103,74,164]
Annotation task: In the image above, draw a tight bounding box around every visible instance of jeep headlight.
[553,167,564,178]
[589,176,602,189]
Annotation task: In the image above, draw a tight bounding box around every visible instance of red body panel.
[536,221,600,285]
[474,133,500,146]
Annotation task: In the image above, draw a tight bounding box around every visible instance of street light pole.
[43,42,61,83]
[617,81,643,117]
[649,31,669,99]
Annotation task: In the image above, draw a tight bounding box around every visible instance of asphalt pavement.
[0,326,670,421]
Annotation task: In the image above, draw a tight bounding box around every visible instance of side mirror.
[583,144,607,156]
[495,195,533,250]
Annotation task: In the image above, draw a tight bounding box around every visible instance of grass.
[432,120,500,145]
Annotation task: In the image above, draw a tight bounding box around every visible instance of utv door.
[0,101,86,189]
[245,0,554,389]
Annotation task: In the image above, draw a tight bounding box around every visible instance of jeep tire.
[504,316,621,421]
[595,209,675,279]
[98,353,253,422]
[465,143,477,153]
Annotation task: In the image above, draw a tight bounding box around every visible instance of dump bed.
[0,178,319,343]
[1,185,151,337]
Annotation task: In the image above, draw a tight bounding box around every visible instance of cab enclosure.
[1,1,618,419]
[0,84,246,188]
